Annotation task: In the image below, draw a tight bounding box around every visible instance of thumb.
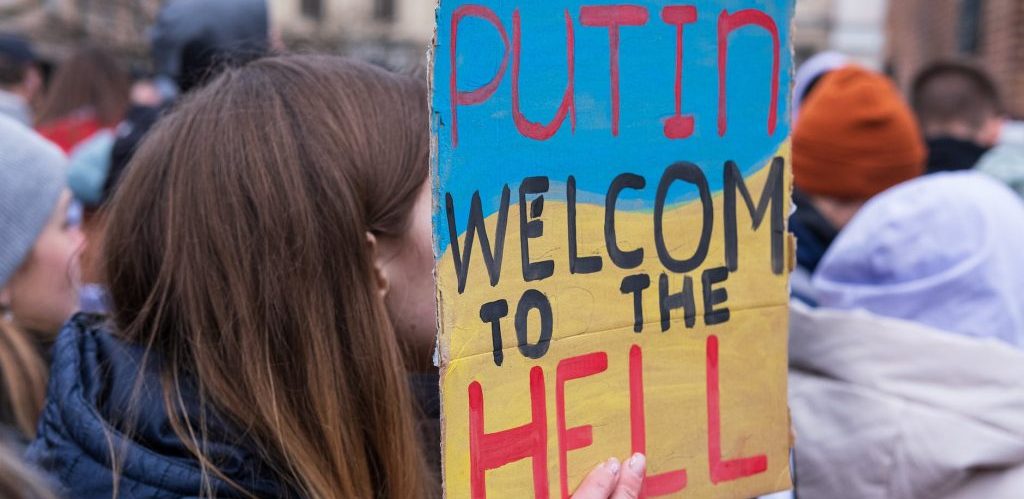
[571,458,621,499]
[612,453,645,499]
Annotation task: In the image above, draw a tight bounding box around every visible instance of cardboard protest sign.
[430,1,795,497]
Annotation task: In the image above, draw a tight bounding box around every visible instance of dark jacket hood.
[27,313,291,498]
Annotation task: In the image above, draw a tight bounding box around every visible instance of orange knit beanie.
[793,66,926,200]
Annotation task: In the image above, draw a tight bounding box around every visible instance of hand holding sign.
[573,454,647,499]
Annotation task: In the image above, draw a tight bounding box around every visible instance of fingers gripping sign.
[573,454,646,499]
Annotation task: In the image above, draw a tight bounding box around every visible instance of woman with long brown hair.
[35,46,130,153]
[26,54,643,498]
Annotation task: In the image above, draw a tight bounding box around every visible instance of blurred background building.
[793,0,832,63]
[793,0,887,70]
[0,0,161,59]
[888,0,1024,117]
[793,0,1023,117]
[270,0,431,68]
[0,0,1020,116]
[0,0,433,69]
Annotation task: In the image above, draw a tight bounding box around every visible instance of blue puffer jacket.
[26,313,295,498]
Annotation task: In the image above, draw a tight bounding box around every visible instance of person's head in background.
[814,171,1024,347]
[0,116,80,441]
[790,65,925,286]
[96,0,271,227]
[794,66,926,229]
[0,35,42,126]
[149,0,269,98]
[101,55,431,497]
[35,46,131,153]
[912,61,1004,173]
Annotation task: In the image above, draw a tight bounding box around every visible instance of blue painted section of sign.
[433,0,795,255]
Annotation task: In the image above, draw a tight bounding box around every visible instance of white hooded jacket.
[813,171,1024,348]
[789,303,1024,498]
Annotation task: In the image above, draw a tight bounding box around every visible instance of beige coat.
[788,303,1024,498]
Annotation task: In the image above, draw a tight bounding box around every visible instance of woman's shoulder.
[28,312,294,498]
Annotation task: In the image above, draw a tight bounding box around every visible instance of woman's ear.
[366,232,390,298]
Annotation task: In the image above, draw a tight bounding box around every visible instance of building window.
[958,0,984,54]
[374,0,395,21]
[302,0,323,20]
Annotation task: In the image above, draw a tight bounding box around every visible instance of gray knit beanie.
[0,115,66,287]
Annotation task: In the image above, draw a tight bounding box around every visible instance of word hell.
[449,4,781,145]
[468,337,767,498]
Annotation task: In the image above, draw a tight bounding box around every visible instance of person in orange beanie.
[789,65,926,305]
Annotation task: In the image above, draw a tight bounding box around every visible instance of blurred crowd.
[0,0,1023,498]
[787,53,1024,498]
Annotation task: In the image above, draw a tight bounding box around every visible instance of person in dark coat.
[28,313,448,497]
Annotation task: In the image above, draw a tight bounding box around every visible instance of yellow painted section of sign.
[437,145,793,498]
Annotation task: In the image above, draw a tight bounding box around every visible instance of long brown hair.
[0,441,57,499]
[101,54,431,498]
[36,46,130,127]
[0,318,47,439]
